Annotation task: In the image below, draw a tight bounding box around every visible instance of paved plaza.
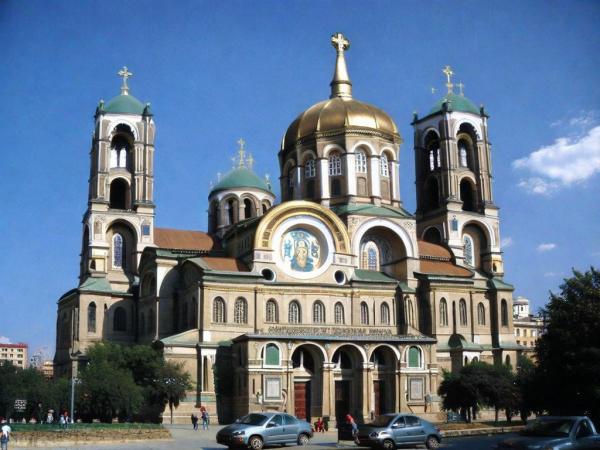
[15,424,517,450]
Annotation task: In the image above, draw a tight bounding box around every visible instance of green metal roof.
[79,276,113,294]
[331,203,413,219]
[210,167,272,194]
[104,94,145,114]
[429,92,480,115]
[160,329,199,347]
[352,269,397,283]
[488,277,515,291]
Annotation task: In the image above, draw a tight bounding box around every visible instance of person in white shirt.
[1,420,11,450]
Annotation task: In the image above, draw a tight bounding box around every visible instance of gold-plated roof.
[282,33,400,149]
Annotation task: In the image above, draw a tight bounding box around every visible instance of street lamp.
[70,377,80,424]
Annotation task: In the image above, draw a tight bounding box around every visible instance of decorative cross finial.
[442,65,454,94]
[456,81,465,96]
[118,66,133,95]
[237,138,246,168]
[431,87,437,95]
[246,154,255,170]
[331,32,350,52]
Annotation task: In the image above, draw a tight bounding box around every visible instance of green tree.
[515,355,541,423]
[438,369,478,422]
[535,267,600,423]
[152,361,192,424]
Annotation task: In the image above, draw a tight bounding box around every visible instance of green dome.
[429,92,480,115]
[104,94,145,114]
[210,167,272,194]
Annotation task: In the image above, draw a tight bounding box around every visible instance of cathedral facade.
[54,34,519,425]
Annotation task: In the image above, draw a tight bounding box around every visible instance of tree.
[438,369,478,422]
[153,361,192,424]
[535,267,600,424]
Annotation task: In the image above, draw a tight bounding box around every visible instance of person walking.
[200,407,209,431]
[346,414,358,444]
[1,419,11,450]
[191,413,198,431]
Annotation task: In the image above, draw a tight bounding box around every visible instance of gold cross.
[237,138,246,168]
[443,65,454,94]
[118,66,133,94]
[246,154,254,170]
[456,82,465,96]
[331,32,350,52]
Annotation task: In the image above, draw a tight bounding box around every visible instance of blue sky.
[1,1,599,357]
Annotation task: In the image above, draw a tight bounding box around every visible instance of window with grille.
[313,301,325,323]
[88,302,96,333]
[329,153,342,176]
[334,302,345,324]
[234,297,248,324]
[360,302,369,324]
[459,299,468,326]
[477,302,485,325]
[380,154,389,177]
[213,297,225,323]
[305,158,316,178]
[266,299,278,323]
[355,151,367,173]
[289,301,301,324]
[113,233,124,268]
[463,235,474,267]
[440,298,448,327]
[380,303,390,325]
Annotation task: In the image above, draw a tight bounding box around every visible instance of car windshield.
[368,416,395,427]
[238,414,269,425]
[521,418,576,437]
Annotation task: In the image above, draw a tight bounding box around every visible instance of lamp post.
[70,376,79,424]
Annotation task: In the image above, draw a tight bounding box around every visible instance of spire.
[118,66,133,95]
[330,32,352,99]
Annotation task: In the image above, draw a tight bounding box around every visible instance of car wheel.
[382,439,395,450]
[425,435,440,449]
[249,436,264,450]
[297,433,310,446]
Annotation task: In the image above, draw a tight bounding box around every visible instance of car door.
[264,415,285,444]
[404,416,426,444]
[391,416,409,444]
[282,414,300,442]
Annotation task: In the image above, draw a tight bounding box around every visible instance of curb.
[442,426,525,437]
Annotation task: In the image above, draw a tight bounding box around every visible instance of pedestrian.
[191,413,198,431]
[1,419,11,450]
[316,417,325,433]
[346,414,358,444]
[59,414,65,429]
[63,411,69,429]
[201,407,209,431]
[46,411,54,424]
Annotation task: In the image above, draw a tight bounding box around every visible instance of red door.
[374,381,381,416]
[294,382,308,420]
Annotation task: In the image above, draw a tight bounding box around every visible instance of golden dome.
[282,33,400,150]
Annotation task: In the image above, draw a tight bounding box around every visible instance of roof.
[79,276,113,294]
[352,269,398,283]
[488,277,515,291]
[104,94,146,115]
[189,256,249,272]
[154,228,220,252]
[429,92,480,115]
[0,343,28,349]
[210,167,272,194]
[331,203,413,219]
[160,329,199,347]
[416,240,473,277]
[283,96,400,149]
[418,240,452,259]
[235,333,436,343]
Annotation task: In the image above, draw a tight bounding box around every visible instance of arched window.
[361,241,380,271]
[213,297,225,323]
[463,234,474,267]
[329,152,342,176]
[313,301,325,323]
[113,233,124,269]
[110,141,129,169]
[380,302,390,325]
[287,169,295,199]
[266,299,278,323]
[289,301,301,324]
[244,198,254,219]
[264,343,280,366]
[460,179,476,212]
[234,297,248,324]
[109,178,129,210]
[501,299,508,327]
[360,302,369,325]
[477,302,486,325]
[439,298,448,327]
[305,158,316,178]
[355,150,367,173]
[407,346,422,368]
[87,302,96,333]
[459,141,469,168]
[380,154,389,177]
[459,299,468,326]
[334,302,345,324]
[113,306,126,332]
[405,298,415,327]
[139,312,146,335]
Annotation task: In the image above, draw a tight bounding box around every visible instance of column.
[345,153,357,198]
[369,156,381,200]
[318,158,330,201]
[295,166,303,200]
[361,363,371,420]
[322,363,333,418]
[391,161,401,204]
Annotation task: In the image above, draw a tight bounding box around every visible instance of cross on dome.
[331,32,350,52]
[236,138,246,168]
[456,81,465,96]
[442,65,454,94]
[329,32,352,98]
[118,66,133,95]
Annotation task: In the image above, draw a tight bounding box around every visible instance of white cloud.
[513,122,600,195]
[537,243,557,252]
[0,336,11,344]
[501,237,513,248]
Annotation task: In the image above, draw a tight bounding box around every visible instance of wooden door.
[374,380,381,417]
[335,380,351,424]
[294,381,310,420]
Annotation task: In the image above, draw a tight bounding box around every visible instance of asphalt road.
[15,425,517,450]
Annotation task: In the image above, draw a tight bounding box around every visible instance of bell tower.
[81,67,156,290]
[412,66,504,276]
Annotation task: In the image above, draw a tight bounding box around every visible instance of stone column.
[391,161,401,204]
[318,158,330,201]
[361,363,371,420]
[369,156,381,200]
[322,363,333,418]
[398,361,407,412]
[345,153,357,198]
[295,166,303,200]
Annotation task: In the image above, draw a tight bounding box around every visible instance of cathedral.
[54,33,520,425]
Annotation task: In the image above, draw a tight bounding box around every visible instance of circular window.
[334,270,346,285]
[261,268,276,282]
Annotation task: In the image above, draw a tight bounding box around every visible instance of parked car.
[496,416,600,450]
[356,413,442,449]
[216,412,313,450]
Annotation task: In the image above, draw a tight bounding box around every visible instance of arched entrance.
[332,345,365,423]
[370,346,399,416]
[291,344,324,423]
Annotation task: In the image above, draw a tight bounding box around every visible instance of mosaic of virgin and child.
[282,229,321,272]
